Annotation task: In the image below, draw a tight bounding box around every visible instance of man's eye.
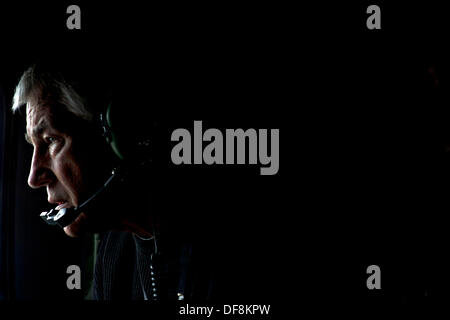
[45,137,58,144]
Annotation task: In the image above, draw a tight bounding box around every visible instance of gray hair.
[11,64,94,122]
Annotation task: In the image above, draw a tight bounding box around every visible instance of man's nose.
[28,148,53,189]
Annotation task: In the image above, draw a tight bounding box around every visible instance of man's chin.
[62,210,118,237]
[63,212,88,237]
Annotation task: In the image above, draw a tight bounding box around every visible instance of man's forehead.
[26,103,53,134]
[26,101,50,117]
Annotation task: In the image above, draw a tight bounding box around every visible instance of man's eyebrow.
[25,119,50,144]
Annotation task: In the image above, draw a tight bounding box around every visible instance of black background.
[1,0,450,316]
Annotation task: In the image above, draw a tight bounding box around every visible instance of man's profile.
[11,59,215,300]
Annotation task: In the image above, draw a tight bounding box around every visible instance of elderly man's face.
[26,103,89,236]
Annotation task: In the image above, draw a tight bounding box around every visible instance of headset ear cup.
[105,103,125,160]
[101,101,156,165]
[100,103,124,160]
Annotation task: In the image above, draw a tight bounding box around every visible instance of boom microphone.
[40,167,121,228]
